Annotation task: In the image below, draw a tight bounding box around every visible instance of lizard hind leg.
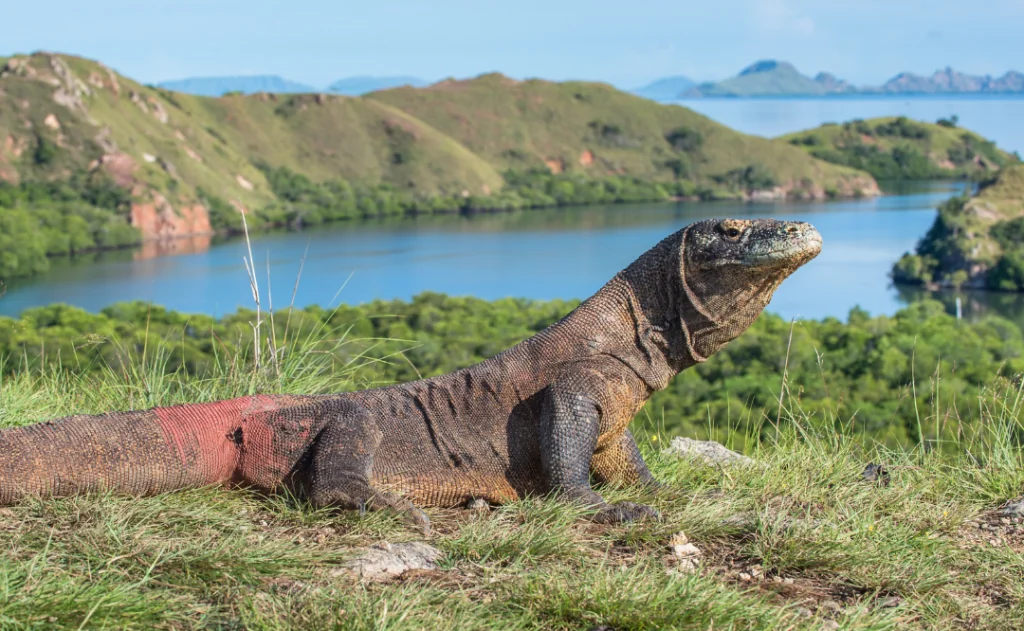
[307,402,430,533]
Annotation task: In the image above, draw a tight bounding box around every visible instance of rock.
[998,498,1024,517]
[664,437,753,466]
[236,174,254,191]
[668,532,702,573]
[333,541,443,581]
[43,114,60,130]
[821,621,840,631]
[465,498,489,511]
[861,463,890,486]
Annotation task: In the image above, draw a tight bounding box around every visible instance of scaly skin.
[0,218,822,526]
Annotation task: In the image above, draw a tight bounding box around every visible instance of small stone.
[820,600,842,612]
[664,437,753,466]
[333,541,443,582]
[772,576,783,584]
[861,463,890,486]
[795,607,813,617]
[669,531,703,563]
[739,572,752,581]
[783,578,794,585]
[465,498,489,511]
[821,621,840,631]
[877,596,903,608]
[998,498,1024,517]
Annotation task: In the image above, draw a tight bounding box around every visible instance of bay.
[0,182,978,322]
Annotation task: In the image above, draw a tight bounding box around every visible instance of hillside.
[1,295,1024,629]
[681,61,855,98]
[780,116,1018,180]
[156,75,316,96]
[367,73,875,196]
[893,164,1024,290]
[0,52,877,281]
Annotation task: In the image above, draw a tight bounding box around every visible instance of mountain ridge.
[664,61,1024,100]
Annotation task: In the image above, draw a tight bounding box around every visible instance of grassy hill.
[893,164,1024,289]
[781,116,1019,180]
[0,52,877,210]
[1,296,1023,630]
[368,73,874,195]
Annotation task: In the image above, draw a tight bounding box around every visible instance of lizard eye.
[725,228,741,238]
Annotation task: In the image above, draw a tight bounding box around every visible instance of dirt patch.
[959,510,1024,553]
[579,149,594,167]
[383,117,422,140]
[545,158,564,174]
[100,152,138,188]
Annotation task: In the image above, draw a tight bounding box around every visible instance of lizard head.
[679,218,822,360]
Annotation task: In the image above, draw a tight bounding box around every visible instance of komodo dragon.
[0,218,821,526]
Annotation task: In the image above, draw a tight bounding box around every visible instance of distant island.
[653,60,1024,100]
[326,76,428,95]
[156,75,317,97]
[157,75,429,97]
[631,76,696,101]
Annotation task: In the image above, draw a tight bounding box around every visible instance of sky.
[5,0,1023,89]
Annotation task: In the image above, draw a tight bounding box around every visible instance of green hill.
[893,164,1024,289]
[781,116,1018,180]
[0,52,878,281]
[368,73,875,195]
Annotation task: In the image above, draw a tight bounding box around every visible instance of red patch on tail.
[153,395,279,484]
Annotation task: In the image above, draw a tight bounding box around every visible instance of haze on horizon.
[5,0,1022,89]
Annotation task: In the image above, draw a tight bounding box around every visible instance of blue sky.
[6,0,1022,88]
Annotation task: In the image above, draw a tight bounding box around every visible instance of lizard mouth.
[757,229,823,265]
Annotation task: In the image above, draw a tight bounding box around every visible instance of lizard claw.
[591,501,661,524]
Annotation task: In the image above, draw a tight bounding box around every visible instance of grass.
[1,331,1023,630]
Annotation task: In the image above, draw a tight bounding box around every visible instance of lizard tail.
[0,397,274,505]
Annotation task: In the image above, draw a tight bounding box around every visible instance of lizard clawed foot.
[591,501,661,524]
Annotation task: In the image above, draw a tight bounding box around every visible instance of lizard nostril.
[786,225,800,234]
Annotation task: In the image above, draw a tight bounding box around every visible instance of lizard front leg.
[539,371,660,524]
[591,429,664,492]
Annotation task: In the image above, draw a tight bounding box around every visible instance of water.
[0,182,976,322]
[674,95,1024,155]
